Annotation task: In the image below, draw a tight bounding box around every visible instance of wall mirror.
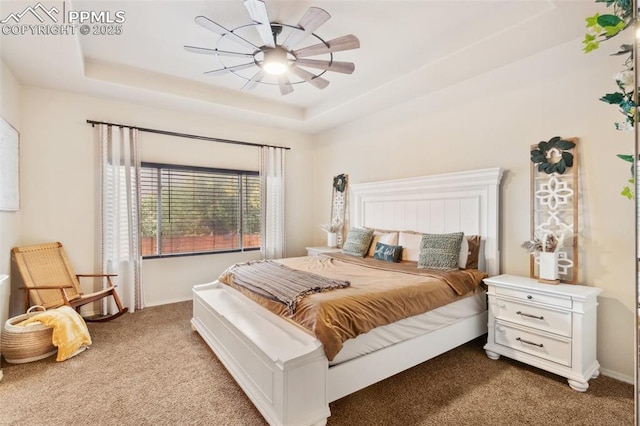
[636,6,639,424]
[596,4,640,422]
[636,24,639,424]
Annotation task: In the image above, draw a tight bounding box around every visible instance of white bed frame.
[192,168,503,426]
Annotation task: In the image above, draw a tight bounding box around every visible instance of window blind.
[140,163,260,257]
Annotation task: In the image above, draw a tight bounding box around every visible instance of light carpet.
[0,301,633,425]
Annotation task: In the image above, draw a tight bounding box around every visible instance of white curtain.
[260,146,286,259]
[99,124,143,313]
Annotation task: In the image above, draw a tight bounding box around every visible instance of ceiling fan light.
[261,48,289,75]
[263,62,288,75]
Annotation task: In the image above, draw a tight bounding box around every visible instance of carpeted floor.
[0,301,634,426]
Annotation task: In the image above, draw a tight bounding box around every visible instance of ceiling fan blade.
[295,58,355,74]
[195,16,259,50]
[241,69,266,91]
[293,34,360,58]
[281,7,331,50]
[204,62,257,76]
[277,75,294,95]
[289,65,329,89]
[184,46,254,58]
[243,0,275,48]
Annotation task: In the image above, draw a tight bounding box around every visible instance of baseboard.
[600,368,634,385]
[80,297,192,317]
[145,296,192,307]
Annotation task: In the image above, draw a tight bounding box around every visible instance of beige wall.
[313,40,635,381]
[0,60,22,317]
[11,86,315,312]
[1,35,635,381]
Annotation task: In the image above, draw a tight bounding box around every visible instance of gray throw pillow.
[341,228,374,257]
[418,232,464,271]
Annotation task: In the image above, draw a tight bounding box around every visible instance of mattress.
[219,254,487,361]
[330,287,486,365]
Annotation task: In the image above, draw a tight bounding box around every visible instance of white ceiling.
[0,0,597,133]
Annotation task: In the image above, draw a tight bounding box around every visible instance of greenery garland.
[583,0,635,198]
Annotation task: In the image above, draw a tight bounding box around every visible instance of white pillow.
[398,231,423,261]
[458,235,469,268]
[368,231,399,257]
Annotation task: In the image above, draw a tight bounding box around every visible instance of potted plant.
[320,218,342,248]
[522,231,569,283]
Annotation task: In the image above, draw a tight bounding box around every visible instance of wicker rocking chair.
[12,242,128,322]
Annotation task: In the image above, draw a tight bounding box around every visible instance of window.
[140,162,261,257]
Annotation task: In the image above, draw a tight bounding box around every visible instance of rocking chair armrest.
[20,285,75,308]
[19,285,74,290]
[76,274,118,278]
[76,273,118,289]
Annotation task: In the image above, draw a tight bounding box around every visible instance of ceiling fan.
[184,0,360,95]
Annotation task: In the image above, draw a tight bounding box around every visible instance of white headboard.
[350,168,504,276]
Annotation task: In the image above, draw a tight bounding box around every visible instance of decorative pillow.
[458,236,469,268]
[373,242,403,262]
[465,235,481,269]
[398,231,423,261]
[417,232,464,271]
[341,228,375,257]
[367,231,399,257]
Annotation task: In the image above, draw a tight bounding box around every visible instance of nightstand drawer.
[494,320,571,367]
[495,287,572,309]
[492,297,572,337]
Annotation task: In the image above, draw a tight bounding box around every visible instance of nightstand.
[305,246,341,256]
[483,274,601,391]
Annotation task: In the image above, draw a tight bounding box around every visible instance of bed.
[192,167,503,426]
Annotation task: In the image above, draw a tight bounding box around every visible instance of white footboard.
[192,282,330,426]
[327,310,488,401]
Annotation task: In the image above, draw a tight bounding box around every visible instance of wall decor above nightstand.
[523,136,579,283]
[528,137,579,283]
[330,173,348,248]
[483,274,601,391]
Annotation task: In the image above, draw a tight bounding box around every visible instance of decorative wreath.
[333,174,347,193]
[530,136,575,174]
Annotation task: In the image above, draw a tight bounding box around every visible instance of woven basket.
[1,306,56,364]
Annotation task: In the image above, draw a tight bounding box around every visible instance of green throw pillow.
[341,228,374,257]
[418,232,464,271]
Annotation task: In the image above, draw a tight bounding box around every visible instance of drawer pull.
[516,337,544,348]
[516,311,544,320]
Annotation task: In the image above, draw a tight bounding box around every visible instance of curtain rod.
[86,120,291,150]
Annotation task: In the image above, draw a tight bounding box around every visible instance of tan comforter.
[219,253,487,361]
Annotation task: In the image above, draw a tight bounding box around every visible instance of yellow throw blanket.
[19,306,92,361]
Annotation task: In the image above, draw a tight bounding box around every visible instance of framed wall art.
[330,173,348,247]
[0,117,19,211]
[527,136,579,284]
